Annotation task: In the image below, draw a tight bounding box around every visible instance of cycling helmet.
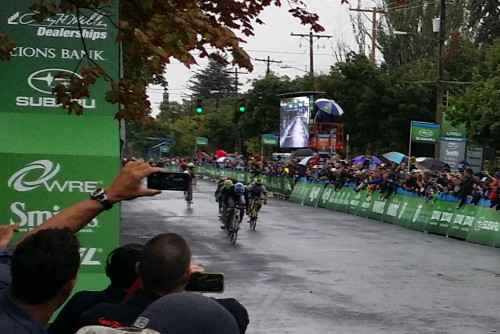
[255,178,263,185]
[223,180,233,188]
[235,183,245,195]
[187,162,195,169]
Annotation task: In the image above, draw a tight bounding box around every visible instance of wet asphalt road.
[121,180,500,334]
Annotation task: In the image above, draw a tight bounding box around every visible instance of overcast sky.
[147,0,380,116]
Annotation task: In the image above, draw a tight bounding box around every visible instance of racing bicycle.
[248,198,258,230]
[224,206,239,245]
[184,184,193,208]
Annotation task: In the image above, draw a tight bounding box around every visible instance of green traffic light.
[196,107,203,114]
[239,106,245,112]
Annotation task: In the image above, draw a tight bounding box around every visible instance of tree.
[377,0,468,67]
[0,0,323,122]
[447,40,500,147]
[187,58,234,100]
[468,0,500,44]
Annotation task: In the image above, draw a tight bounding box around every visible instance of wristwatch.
[90,188,113,210]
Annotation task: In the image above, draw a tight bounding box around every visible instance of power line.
[290,31,332,76]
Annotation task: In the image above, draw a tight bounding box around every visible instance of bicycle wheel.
[229,213,238,245]
[249,202,257,230]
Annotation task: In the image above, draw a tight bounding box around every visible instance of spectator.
[0,160,163,334]
[457,168,475,209]
[76,233,249,333]
[48,244,143,334]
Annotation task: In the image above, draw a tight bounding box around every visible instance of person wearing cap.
[48,244,143,334]
[0,160,164,334]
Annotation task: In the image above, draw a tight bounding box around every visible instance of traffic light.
[195,100,203,114]
[238,100,245,113]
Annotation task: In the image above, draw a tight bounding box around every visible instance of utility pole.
[435,0,446,159]
[291,31,332,76]
[349,7,397,64]
[255,56,282,75]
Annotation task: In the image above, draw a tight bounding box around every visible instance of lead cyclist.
[246,177,268,220]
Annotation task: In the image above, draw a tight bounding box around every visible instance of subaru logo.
[28,68,83,94]
[418,129,433,137]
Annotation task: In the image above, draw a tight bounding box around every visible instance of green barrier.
[302,183,325,207]
[425,201,458,236]
[466,207,500,247]
[317,185,335,208]
[289,182,310,204]
[447,204,478,240]
[366,192,387,221]
[282,178,294,196]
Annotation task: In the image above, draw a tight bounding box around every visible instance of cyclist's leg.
[238,196,245,224]
[256,197,263,215]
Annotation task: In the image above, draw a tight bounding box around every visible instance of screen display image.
[279,96,312,148]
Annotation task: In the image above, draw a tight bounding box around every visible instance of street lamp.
[279,65,309,73]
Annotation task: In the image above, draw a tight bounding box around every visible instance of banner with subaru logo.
[411,122,441,144]
[0,0,120,293]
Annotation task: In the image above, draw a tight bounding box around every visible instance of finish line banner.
[411,122,440,144]
[0,0,120,293]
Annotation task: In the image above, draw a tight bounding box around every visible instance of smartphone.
[184,272,224,293]
[147,172,190,191]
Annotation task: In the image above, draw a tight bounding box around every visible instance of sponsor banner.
[196,137,208,146]
[281,178,294,196]
[317,185,335,208]
[289,182,309,204]
[411,122,440,144]
[262,135,279,147]
[302,183,324,207]
[160,146,170,153]
[466,207,500,247]
[425,201,457,236]
[0,155,119,276]
[441,112,467,139]
[395,197,421,229]
[408,200,433,231]
[0,1,119,116]
[383,196,404,225]
[447,204,478,240]
[439,140,466,172]
[366,192,387,221]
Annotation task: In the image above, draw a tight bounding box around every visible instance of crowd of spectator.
[160,153,500,209]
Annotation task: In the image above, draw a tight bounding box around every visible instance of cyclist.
[219,181,246,229]
[247,177,268,221]
[215,177,237,214]
[184,163,196,203]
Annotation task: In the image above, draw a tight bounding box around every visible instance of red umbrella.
[215,150,229,158]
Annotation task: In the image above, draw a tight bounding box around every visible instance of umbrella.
[382,152,408,164]
[291,148,316,159]
[352,155,382,165]
[420,158,447,171]
[314,98,344,116]
[299,156,315,165]
[215,157,227,163]
[215,150,229,158]
[416,157,431,163]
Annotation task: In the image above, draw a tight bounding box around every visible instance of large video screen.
[279,96,313,148]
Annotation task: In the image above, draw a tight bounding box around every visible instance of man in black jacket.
[457,168,475,209]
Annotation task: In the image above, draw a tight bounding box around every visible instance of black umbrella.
[420,158,448,171]
[291,148,316,159]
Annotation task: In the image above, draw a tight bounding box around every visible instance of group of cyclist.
[215,177,268,230]
[178,161,268,229]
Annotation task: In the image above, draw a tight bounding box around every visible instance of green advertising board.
[302,183,324,207]
[196,137,208,145]
[441,111,467,139]
[262,134,279,147]
[411,122,441,144]
[425,201,457,236]
[466,207,500,247]
[0,1,120,293]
